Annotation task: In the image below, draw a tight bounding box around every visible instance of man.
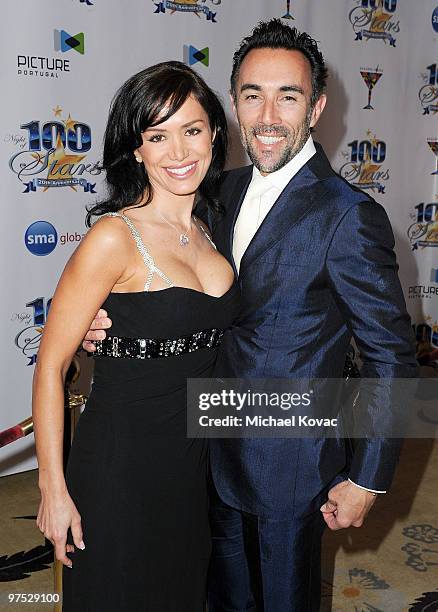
[84,20,417,611]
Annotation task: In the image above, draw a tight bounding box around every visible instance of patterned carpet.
[321,439,438,611]
[0,439,437,611]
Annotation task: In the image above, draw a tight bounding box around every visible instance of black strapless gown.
[62,284,240,611]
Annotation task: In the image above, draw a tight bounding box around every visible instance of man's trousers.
[208,484,326,612]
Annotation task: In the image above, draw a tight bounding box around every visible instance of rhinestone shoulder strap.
[102,212,174,291]
[193,216,217,251]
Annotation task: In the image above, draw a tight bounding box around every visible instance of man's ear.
[310,94,327,129]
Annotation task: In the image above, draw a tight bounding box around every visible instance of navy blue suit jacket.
[207,143,418,519]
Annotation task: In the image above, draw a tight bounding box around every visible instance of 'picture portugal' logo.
[349,0,400,46]
[152,0,221,23]
[8,106,101,194]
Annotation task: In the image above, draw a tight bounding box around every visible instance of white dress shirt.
[231,136,385,495]
[232,136,316,274]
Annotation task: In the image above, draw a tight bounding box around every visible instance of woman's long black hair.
[86,61,228,227]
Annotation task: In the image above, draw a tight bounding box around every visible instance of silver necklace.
[154,208,193,247]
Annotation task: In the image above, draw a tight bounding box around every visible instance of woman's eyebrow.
[145,119,205,132]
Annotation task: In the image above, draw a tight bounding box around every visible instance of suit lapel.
[239,158,324,273]
[216,144,333,275]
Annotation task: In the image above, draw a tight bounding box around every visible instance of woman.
[32,61,240,611]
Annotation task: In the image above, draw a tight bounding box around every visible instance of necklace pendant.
[179,233,190,247]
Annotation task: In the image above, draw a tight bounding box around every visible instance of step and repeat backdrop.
[1,0,437,476]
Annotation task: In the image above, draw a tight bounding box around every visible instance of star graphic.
[64,114,78,132]
[53,105,63,117]
[44,133,86,191]
[358,161,381,184]
[369,134,379,148]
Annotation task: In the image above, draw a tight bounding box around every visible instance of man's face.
[232,48,326,175]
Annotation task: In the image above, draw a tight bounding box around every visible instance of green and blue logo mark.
[183,45,209,67]
[54,30,85,55]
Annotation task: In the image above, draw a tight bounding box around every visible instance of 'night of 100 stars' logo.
[8,106,101,194]
[419,63,438,115]
[14,297,52,365]
[339,131,389,194]
[152,0,221,23]
[349,0,400,46]
[407,200,438,250]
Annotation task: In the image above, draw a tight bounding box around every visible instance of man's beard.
[239,111,313,174]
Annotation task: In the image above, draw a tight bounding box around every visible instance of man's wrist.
[348,478,386,495]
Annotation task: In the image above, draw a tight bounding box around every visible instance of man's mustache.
[252,125,290,137]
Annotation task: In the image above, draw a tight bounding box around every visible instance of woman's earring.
[134,154,142,163]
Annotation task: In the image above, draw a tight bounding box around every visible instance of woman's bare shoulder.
[83,213,132,251]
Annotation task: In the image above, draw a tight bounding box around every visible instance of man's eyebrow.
[279,85,305,95]
[240,83,262,93]
[240,83,305,95]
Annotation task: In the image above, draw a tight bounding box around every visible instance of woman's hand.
[36,490,85,568]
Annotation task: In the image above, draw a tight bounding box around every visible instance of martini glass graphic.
[360,68,383,110]
[282,0,294,19]
[427,139,438,175]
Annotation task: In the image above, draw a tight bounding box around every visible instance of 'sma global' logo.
[54,30,85,54]
[433,7,438,33]
[25,221,58,256]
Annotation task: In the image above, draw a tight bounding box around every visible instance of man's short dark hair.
[231,19,327,107]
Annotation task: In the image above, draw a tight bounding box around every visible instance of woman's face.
[135,94,214,198]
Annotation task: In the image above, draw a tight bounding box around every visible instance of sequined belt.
[93,328,225,359]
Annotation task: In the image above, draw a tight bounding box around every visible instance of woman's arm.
[33,217,129,567]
